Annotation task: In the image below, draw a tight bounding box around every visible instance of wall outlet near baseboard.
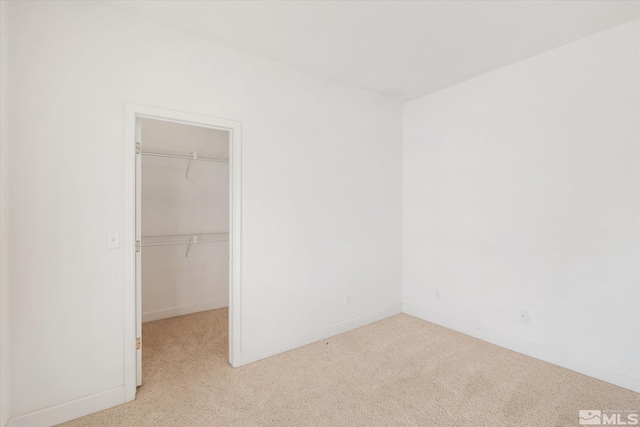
[435,288,441,299]
[518,309,530,324]
[344,293,351,305]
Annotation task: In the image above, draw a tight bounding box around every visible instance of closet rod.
[141,146,228,163]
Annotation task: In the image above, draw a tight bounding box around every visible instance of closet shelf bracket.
[184,152,197,179]
[185,158,192,179]
[185,235,196,257]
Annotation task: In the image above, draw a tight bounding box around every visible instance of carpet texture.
[59,309,639,426]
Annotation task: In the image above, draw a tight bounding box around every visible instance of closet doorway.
[124,104,242,400]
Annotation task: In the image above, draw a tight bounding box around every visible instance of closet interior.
[139,118,230,325]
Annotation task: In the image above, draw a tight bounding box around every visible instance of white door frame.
[123,103,242,402]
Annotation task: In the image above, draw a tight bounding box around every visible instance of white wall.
[140,119,229,322]
[403,20,640,392]
[0,2,10,425]
[7,1,402,424]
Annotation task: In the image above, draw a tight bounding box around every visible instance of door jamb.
[123,103,242,402]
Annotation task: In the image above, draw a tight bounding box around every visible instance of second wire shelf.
[142,232,229,257]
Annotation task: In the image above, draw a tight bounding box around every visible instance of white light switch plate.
[107,231,120,249]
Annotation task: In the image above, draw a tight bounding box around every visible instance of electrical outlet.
[344,294,351,305]
[435,288,441,299]
[518,309,530,324]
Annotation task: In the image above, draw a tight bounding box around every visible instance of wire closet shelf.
[141,146,228,163]
[142,233,229,257]
[141,146,228,178]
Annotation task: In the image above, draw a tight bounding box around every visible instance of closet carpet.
[60,308,639,427]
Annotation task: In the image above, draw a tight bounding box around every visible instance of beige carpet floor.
[60,308,639,427]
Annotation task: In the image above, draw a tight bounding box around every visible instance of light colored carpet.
[60,308,639,427]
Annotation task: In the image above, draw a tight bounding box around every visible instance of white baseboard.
[7,386,125,427]
[237,304,403,366]
[402,303,640,393]
[142,299,228,323]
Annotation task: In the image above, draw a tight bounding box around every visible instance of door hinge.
[136,337,141,350]
[136,240,141,253]
[136,142,141,155]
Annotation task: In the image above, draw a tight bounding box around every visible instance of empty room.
[0,1,638,426]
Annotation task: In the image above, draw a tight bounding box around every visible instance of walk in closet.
[136,118,230,383]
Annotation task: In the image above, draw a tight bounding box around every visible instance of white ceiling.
[107,1,640,102]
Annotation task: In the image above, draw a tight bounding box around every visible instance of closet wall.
[141,119,229,322]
